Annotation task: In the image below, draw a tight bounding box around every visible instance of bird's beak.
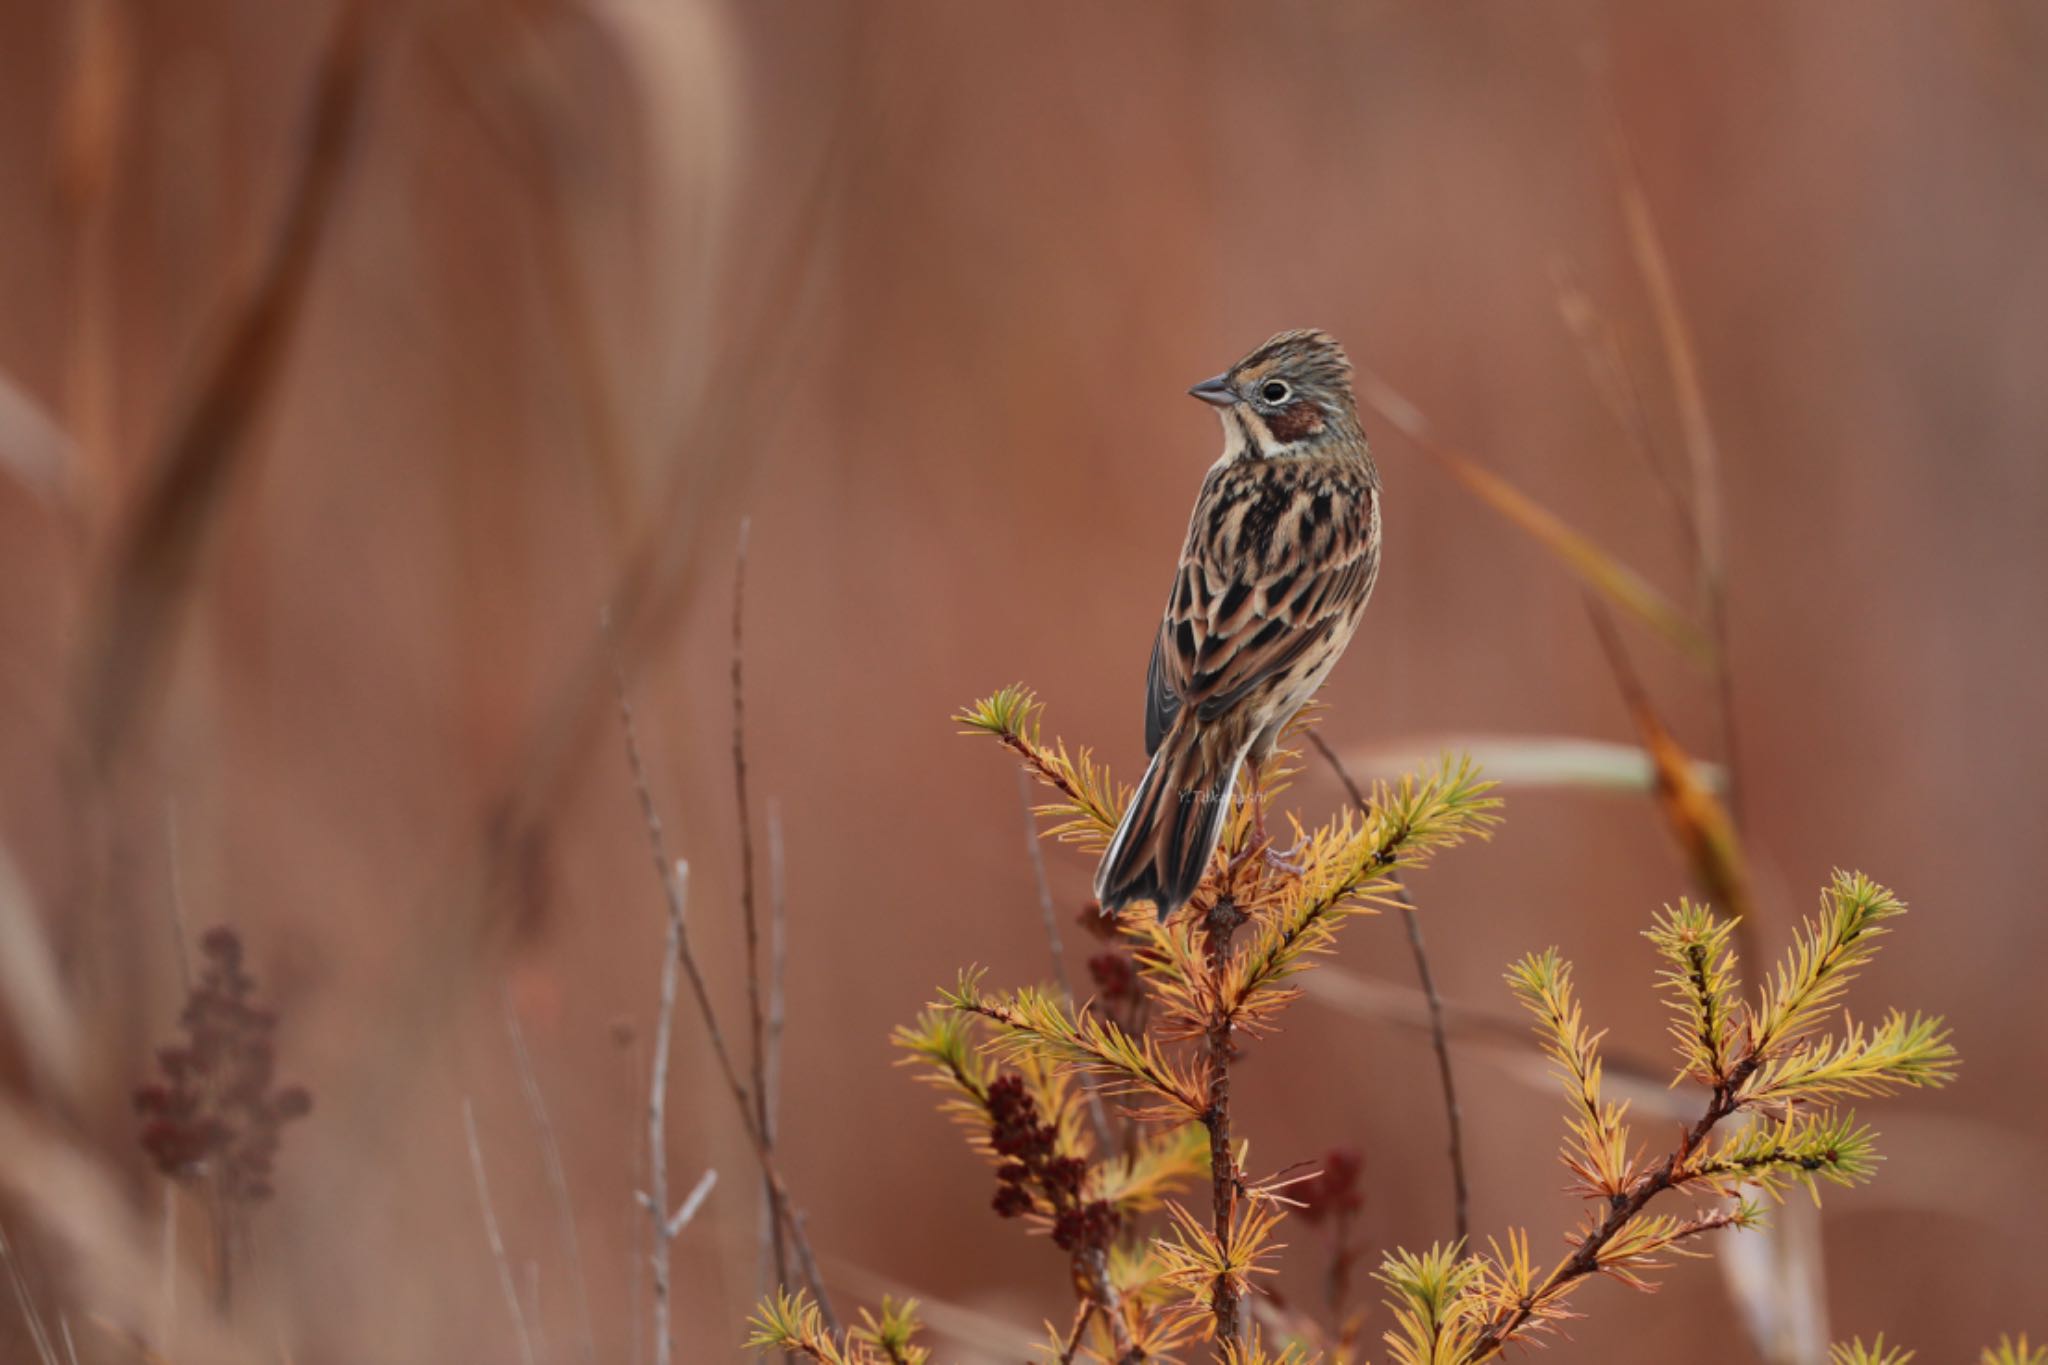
[1188,374,1238,408]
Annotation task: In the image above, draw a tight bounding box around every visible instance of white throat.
[1216,407,1290,462]
[1215,409,1250,462]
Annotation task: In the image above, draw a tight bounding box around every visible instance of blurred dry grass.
[0,1,2044,1361]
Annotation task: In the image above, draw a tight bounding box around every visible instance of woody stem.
[1203,893,1247,1353]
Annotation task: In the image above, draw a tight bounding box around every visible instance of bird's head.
[1188,329,1364,459]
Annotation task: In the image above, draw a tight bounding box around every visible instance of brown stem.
[1057,1303,1096,1364]
[728,518,790,1290]
[1079,1246,1136,1362]
[1307,731,1469,1243]
[1203,894,1247,1352]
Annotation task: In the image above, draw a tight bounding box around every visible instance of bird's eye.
[1260,380,1291,404]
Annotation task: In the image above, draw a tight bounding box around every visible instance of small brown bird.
[1094,329,1381,921]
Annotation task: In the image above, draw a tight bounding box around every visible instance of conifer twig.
[609,650,837,1332]
[729,517,790,1288]
[1307,730,1469,1243]
[1465,1065,1750,1361]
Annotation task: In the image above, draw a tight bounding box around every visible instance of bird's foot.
[1261,837,1307,875]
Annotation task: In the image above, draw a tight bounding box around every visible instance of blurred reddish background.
[0,2,2043,1361]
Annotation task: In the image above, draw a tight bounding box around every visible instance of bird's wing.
[1142,628,1181,756]
[1150,466,1377,731]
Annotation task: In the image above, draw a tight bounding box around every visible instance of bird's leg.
[1226,756,1270,874]
[1247,756,1271,850]
[1247,753,1307,873]
[1229,755,1305,875]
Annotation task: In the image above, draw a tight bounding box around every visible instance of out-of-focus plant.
[133,925,312,1312]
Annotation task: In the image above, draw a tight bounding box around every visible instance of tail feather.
[1094,718,1242,920]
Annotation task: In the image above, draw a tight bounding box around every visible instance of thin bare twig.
[642,851,685,1365]
[463,1099,539,1365]
[764,800,789,1135]
[1307,730,1470,1244]
[669,1169,719,1238]
[763,799,790,1286]
[608,652,838,1332]
[502,989,597,1365]
[622,1023,646,1365]
[728,517,789,1289]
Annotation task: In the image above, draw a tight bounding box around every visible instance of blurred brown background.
[0,1,2043,1361]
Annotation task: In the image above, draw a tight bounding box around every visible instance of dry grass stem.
[1307,730,1470,1243]
[764,798,791,1286]
[463,1098,539,1365]
[503,989,598,1365]
[1355,369,1712,668]
[1,1220,61,1365]
[1614,141,1752,883]
[0,369,75,514]
[1016,767,1115,1155]
[1018,766,1075,1001]
[78,0,377,764]
[0,848,82,1105]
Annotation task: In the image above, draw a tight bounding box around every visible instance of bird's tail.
[1094,714,1243,921]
